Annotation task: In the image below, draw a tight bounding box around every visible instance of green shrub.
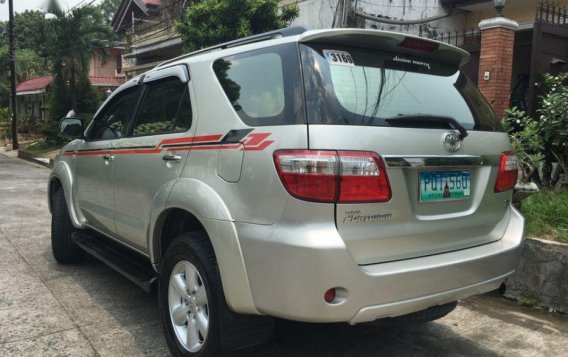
[537,73,568,180]
[0,107,11,133]
[503,107,544,183]
[504,72,568,187]
[39,120,66,145]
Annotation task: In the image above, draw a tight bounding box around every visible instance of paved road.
[1,152,567,356]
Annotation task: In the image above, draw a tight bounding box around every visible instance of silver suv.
[49,27,524,356]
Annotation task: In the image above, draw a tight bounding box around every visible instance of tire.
[159,232,223,357]
[51,187,85,264]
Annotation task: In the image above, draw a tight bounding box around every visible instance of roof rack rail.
[156,26,309,69]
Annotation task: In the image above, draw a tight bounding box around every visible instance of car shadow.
[43,248,497,356]
[236,319,498,356]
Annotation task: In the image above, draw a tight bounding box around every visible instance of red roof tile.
[16,75,53,92]
[16,75,125,94]
[89,76,126,87]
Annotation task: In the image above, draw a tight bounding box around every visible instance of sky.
[0,0,102,21]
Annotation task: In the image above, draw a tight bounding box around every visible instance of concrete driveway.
[1,152,567,356]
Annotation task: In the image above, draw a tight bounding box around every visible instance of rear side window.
[132,77,191,136]
[213,43,304,126]
[301,44,502,132]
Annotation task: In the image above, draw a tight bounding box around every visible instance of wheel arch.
[48,177,62,213]
[48,161,80,226]
[151,207,206,268]
[150,179,259,315]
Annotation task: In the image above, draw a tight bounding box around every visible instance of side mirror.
[59,117,84,140]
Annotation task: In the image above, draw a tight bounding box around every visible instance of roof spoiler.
[299,29,470,68]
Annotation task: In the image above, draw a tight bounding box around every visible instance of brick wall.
[478,26,516,119]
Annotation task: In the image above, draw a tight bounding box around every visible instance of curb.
[505,237,568,313]
[17,150,53,168]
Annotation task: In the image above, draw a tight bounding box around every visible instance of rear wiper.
[384,115,468,140]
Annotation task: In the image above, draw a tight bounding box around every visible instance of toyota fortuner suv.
[49,27,524,357]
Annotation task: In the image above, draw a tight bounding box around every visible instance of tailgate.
[310,125,513,264]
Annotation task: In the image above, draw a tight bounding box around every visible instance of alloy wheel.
[168,260,209,353]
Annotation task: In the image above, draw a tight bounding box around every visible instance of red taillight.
[338,151,391,203]
[273,150,337,203]
[494,151,518,193]
[274,150,391,203]
[399,37,440,52]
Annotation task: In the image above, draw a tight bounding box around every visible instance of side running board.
[72,231,158,293]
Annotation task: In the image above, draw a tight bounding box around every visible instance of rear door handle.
[102,154,114,161]
[163,154,182,163]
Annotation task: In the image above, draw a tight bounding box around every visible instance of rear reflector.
[324,288,336,303]
[494,151,518,193]
[274,150,391,203]
[399,37,440,52]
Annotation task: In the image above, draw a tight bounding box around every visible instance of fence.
[536,0,568,28]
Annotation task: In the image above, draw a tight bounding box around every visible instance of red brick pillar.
[477,17,519,119]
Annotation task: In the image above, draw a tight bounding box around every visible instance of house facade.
[16,47,126,123]
[112,0,187,78]
[15,75,53,124]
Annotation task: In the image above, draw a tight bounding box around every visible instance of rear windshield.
[300,44,502,132]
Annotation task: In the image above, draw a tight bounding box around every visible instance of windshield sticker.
[393,55,431,70]
[323,50,354,66]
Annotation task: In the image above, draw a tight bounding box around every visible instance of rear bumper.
[237,206,524,324]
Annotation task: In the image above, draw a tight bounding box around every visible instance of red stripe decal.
[167,143,242,152]
[63,132,272,156]
[160,134,223,147]
[112,148,162,155]
[74,150,112,156]
[243,133,271,147]
[244,140,274,151]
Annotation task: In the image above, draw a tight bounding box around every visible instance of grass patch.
[517,294,540,308]
[521,189,568,243]
[22,141,64,154]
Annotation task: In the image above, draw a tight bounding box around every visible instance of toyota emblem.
[443,132,461,152]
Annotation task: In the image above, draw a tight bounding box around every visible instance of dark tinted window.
[132,77,191,136]
[213,43,304,126]
[301,44,502,132]
[89,87,140,140]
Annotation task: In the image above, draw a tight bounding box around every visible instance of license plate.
[419,170,471,202]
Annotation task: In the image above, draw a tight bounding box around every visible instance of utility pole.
[3,0,18,150]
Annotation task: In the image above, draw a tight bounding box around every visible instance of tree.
[0,11,50,107]
[176,0,299,52]
[98,0,121,26]
[43,3,114,118]
[14,10,47,50]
